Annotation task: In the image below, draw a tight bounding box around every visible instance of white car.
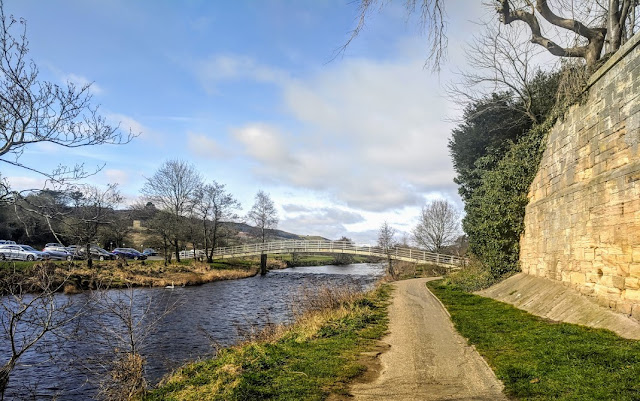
[0,244,49,261]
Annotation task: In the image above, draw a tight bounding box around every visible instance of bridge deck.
[199,240,464,268]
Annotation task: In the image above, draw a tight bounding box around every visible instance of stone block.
[624,288,640,302]
[625,277,640,289]
[571,272,586,284]
[612,275,626,290]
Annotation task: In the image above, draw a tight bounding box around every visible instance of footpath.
[350,278,506,401]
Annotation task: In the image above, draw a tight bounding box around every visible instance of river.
[1,263,384,400]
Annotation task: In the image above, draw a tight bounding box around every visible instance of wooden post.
[260,253,267,275]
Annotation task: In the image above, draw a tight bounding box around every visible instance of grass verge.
[427,280,640,400]
[143,284,391,401]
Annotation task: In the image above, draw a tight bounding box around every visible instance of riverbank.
[428,280,640,400]
[0,259,259,294]
[143,283,391,400]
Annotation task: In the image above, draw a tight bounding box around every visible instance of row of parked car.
[0,240,158,262]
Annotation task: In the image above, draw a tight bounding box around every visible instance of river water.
[1,263,384,400]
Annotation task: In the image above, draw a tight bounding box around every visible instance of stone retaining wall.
[519,33,640,319]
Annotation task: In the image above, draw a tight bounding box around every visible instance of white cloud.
[187,132,225,159]
[104,169,129,185]
[232,124,296,166]
[64,73,104,95]
[107,113,152,140]
[197,54,288,92]
[279,205,366,240]
[4,176,47,192]
[230,56,458,212]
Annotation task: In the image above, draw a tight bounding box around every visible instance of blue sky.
[3,0,489,244]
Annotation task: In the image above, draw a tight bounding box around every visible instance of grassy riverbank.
[143,284,391,401]
[427,281,640,400]
[0,259,258,293]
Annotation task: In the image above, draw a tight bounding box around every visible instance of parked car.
[0,240,16,245]
[75,245,116,261]
[0,244,49,261]
[43,245,75,261]
[179,249,206,259]
[45,242,65,248]
[142,248,158,256]
[112,248,147,260]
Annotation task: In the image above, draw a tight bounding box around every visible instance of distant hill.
[117,209,329,248]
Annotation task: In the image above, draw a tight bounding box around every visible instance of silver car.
[0,244,49,261]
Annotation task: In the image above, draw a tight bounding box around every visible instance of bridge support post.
[260,253,267,275]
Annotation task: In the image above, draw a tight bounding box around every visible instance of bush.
[443,259,497,292]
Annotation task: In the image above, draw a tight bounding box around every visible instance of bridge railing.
[208,240,465,266]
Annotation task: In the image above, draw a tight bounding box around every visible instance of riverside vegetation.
[143,284,391,401]
[0,254,380,294]
[0,259,258,294]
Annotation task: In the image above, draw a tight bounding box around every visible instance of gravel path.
[350,278,507,401]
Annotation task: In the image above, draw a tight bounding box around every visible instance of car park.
[43,245,75,261]
[112,248,147,260]
[0,244,49,261]
[75,245,116,261]
[179,249,206,259]
[142,248,158,256]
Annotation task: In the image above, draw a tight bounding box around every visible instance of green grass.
[427,281,640,400]
[144,285,391,401]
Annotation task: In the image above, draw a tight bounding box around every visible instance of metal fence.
[206,240,464,267]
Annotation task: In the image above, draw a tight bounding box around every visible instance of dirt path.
[350,278,506,401]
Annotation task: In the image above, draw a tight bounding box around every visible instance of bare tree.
[146,211,175,266]
[78,285,178,401]
[377,221,397,278]
[141,160,202,262]
[0,2,133,200]
[339,0,447,70]
[62,184,122,268]
[496,0,640,71]
[413,199,460,253]
[247,190,278,275]
[0,263,79,400]
[194,181,241,263]
[449,22,553,124]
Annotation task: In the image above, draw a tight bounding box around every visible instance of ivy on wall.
[449,71,564,279]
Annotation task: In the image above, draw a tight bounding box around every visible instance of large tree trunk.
[0,359,15,401]
[586,34,606,72]
[86,242,93,269]
[209,223,219,264]
[162,236,169,266]
[260,253,267,275]
[203,220,210,264]
[174,238,181,263]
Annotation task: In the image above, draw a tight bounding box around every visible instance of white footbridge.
[203,240,464,269]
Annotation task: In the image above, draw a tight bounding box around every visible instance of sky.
[2,0,490,244]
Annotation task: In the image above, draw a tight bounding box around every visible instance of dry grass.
[1,260,257,294]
